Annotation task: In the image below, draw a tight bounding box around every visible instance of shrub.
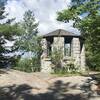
[51,47,63,68]
[14,57,40,72]
[87,53,100,71]
[51,47,83,74]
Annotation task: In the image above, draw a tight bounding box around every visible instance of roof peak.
[43,29,80,37]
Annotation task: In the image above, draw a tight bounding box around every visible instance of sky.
[4,0,79,34]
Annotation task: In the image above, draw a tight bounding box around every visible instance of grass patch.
[13,66,40,73]
[51,71,82,77]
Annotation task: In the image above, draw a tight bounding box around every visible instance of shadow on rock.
[0,80,89,100]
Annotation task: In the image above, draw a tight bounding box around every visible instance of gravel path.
[0,69,100,100]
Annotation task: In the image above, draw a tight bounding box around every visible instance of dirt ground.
[0,69,100,100]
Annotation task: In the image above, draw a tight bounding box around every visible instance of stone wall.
[41,37,86,73]
[52,37,64,56]
[41,58,52,73]
[41,38,52,73]
[41,37,65,73]
[71,37,81,68]
[41,38,47,58]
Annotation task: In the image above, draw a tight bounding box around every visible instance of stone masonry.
[41,38,50,73]
[52,37,64,56]
[71,37,81,69]
[41,29,86,73]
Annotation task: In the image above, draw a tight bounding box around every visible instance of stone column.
[80,44,86,71]
[72,37,81,68]
[53,37,64,56]
[41,38,52,73]
[41,38,47,58]
[41,58,52,73]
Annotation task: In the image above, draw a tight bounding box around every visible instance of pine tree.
[0,1,7,67]
[0,1,21,67]
[16,10,41,56]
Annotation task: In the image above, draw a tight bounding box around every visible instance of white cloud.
[5,0,27,22]
[4,0,80,34]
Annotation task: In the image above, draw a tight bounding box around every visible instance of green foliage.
[0,23,21,38]
[22,10,38,35]
[57,0,100,71]
[15,10,42,72]
[0,1,21,67]
[14,58,40,72]
[64,57,78,71]
[16,10,41,54]
[51,47,63,68]
[52,72,81,77]
[0,21,22,67]
[57,9,77,22]
[51,46,80,73]
[52,66,81,76]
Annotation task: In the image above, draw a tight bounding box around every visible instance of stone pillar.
[53,37,64,56]
[72,37,81,68]
[41,58,52,73]
[41,38,47,58]
[80,44,86,71]
[41,38,52,73]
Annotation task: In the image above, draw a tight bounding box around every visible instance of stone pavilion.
[41,29,85,73]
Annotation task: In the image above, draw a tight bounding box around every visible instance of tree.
[0,1,21,67]
[57,0,100,70]
[16,10,40,53]
[0,1,10,67]
[15,10,42,71]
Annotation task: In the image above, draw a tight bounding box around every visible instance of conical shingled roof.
[43,29,80,37]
